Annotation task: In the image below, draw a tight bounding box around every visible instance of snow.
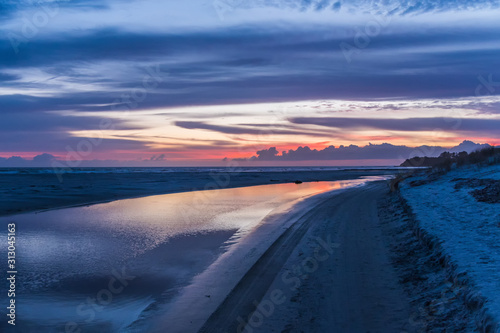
[400,164,500,330]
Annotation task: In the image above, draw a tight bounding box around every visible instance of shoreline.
[147,181,413,332]
[147,178,489,332]
[0,169,403,217]
[197,181,413,333]
[1,180,369,332]
[1,167,494,332]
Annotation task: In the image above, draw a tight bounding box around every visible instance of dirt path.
[199,181,413,333]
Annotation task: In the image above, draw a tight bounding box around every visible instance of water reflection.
[0,179,372,332]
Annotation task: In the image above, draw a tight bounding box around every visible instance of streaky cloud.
[174,121,330,136]
[290,117,500,133]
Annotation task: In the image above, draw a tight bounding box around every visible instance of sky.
[1,0,500,166]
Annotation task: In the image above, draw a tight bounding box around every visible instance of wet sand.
[150,181,414,333]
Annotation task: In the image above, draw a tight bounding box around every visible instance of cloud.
[290,117,500,134]
[237,140,491,161]
[0,152,167,167]
[0,153,56,167]
[0,132,152,153]
[149,154,166,161]
[174,121,329,136]
[0,108,149,153]
[1,21,499,109]
[0,140,491,166]
[0,156,28,167]
[232,0,500,14]
[32,152,56,164]
[1,1,500,160]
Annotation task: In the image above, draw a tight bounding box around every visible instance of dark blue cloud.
[1,1,500,157]
[0,0,112,19]
[0,110,148,152]
[0,132,151,153]
[0,110,142,131]
[0,153,56,167]
[0,72,18,81]
[32,152,56,164]
[0,1,22,19]
[1,26,498,109]
[290,117,500,134]
[241,140,491,161]
[174,121,330,136]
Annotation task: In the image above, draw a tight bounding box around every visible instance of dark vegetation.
[391,147,500,194]
[453,178,500,204]
[395,147,500,204]
[378,194,482,332]
[401,146,500,170]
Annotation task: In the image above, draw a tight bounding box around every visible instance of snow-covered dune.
[400,164,500,332]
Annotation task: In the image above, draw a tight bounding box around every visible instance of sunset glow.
[1,1,499,166]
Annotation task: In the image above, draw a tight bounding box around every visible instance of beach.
[3,0,499,331]
[0,171,395,332]
[150,174,493,333]
[185,182,413,333]
[1,165,498,332]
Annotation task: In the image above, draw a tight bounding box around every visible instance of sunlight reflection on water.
[0,179,375,332]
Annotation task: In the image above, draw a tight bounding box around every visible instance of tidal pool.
[0,179,375,332]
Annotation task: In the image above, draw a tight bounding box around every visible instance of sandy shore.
[144,181,412,333]
[0,169,401,217]
[1,171,484,332]
[198,182,412,333]
[148,180,479,333]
